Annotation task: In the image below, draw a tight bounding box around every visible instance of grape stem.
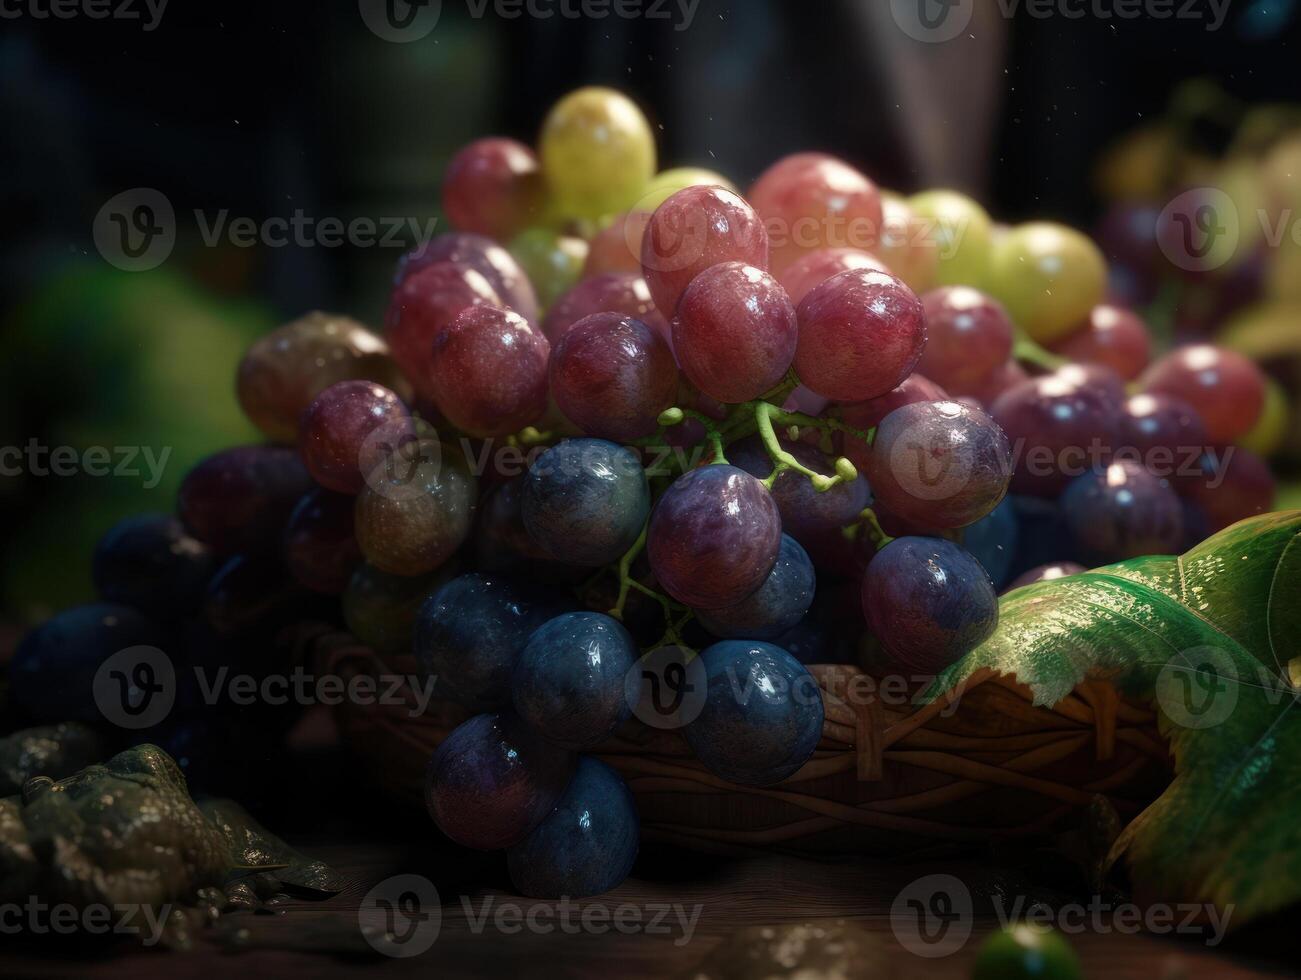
[607,523,691,648]
[860,507,895,550]
[753,402,861,493]
[1012,331,1068,372]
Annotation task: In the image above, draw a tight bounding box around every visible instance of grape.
[92,513,216,620]
[584,210,653,277]
[727,436,869,549]
[862,537,998,675]
[511,612,636,748]
[541,272,669,345]
[1240,377,1289,457]
[237,312,405,444]
[673,262,798,403]
[428,305,551,438]
[990,373,1122,495]
[509,228,589,310]
[647,464,782,608]
[905,189,994,288]
[683,640,824,786]
[1052,363,1127,409]
[794,268,926,402]
[1094,201,1161,275]
[986,222,1108,342]
[778,247,890,305]
[550,313,678,441]
[637,166,737,211]
[386,260,503,400]
[1004,495,1081,578]
[396,232,540,326]
[1050,304,1151,380]
[474,475,587,583]
[1181,446,1276,533]
[641,184,769,317]
[973,925,1082,980]
[696,535,816,640]
[299,380,412,495]
[415,572,567,707]
[178,446,315,556]
[838,374,949,433]
[747,152,883,274]
[959,359,1029,408]
[876,193,940,293]
[1061,460,1184,563]
[441,137,543,243]
[916,287,1015,391]
[425,712,575,850]
[1140,344,1267,445]
[1117,393,1208,483]
[10,603,167,725]
[522,439,650,567]
[539,87,656,220]
[354,437,477,576]
[962,498,1020,589]
[202,553,309,636]
[506,756,639,898]
[1005,561,1087,591]
[865,400,1012,529]
[343,561,455,656]
[283,488,363,595]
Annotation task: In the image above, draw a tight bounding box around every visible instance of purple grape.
[92,513,216,620]
[1181,446,1277,533]
[425,713,575,851]
[541,272,669,345]
[283,488,363,595]
[647,465,782,608]
[1062,460,1184,563]
[299,380,412,495]
[178,446,315,556]
[1117,393,1208,485]
[696,535,816,640]
[396,231,539,325]
[862,537,998,675]
[866,400,1012,529]
[474,475,588,584]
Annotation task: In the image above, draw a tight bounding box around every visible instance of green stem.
[861,507,895,550]
[1013,331,1069,372]
[608,524,648,620]
[753,402,860,493]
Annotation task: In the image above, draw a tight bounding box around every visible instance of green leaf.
[921,512,1301,927]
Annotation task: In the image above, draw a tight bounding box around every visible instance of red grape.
[640,184,768,317]
[441,137,543,243]
[1117,393,1208,484]
[585,210,653,277]
[550,313,678,441]
[1062,460,1184,562]
[1051,304,1152,380]
[647,465,781,608]
[794,268,926,402]
[838,374,949,432]
[916,287,1015,391]
[778,247,889,305]
[299,380,412,495]
[956,359,1030,408]
[386,261,502,400]
[1141,345,1267,445]
[747,152,883,274]
[396,233,539,325]
[673,262,798,404]
[178,446,315,556]
[428,305,551,437]
[541,272,669,345]
[1181,446,1276,533]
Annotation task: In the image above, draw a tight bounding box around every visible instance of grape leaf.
[921,511,1301,927]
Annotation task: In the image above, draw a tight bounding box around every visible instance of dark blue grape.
[511,612,636,749]
[92,513,216,619]
[647,465,782,608]
[414,573,567,708]
[862,537,998,675]
[696,535,815,640]
[522,439,650,567]
[961,498,1020,590]
[10,603,167,725]
[1005,495,1080,580]
[683,641,824,786]
[507,756,639,898]
[474,474,588,584]
[425,713,575,851]
[1061,460,1184,563]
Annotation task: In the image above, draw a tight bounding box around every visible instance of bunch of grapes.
[9,86,1282,900]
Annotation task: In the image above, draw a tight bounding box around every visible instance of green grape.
[539,87,657,221]
[635,166,737,213]
[1241,376,1290,456]
[987,222,1107,343]
[508,228,589,311]
[972,925,1082,980]
[906,189,994,288]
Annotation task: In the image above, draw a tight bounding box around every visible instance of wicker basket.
[302,627,1173,857]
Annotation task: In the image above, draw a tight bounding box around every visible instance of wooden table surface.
[2,836,1295,980]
